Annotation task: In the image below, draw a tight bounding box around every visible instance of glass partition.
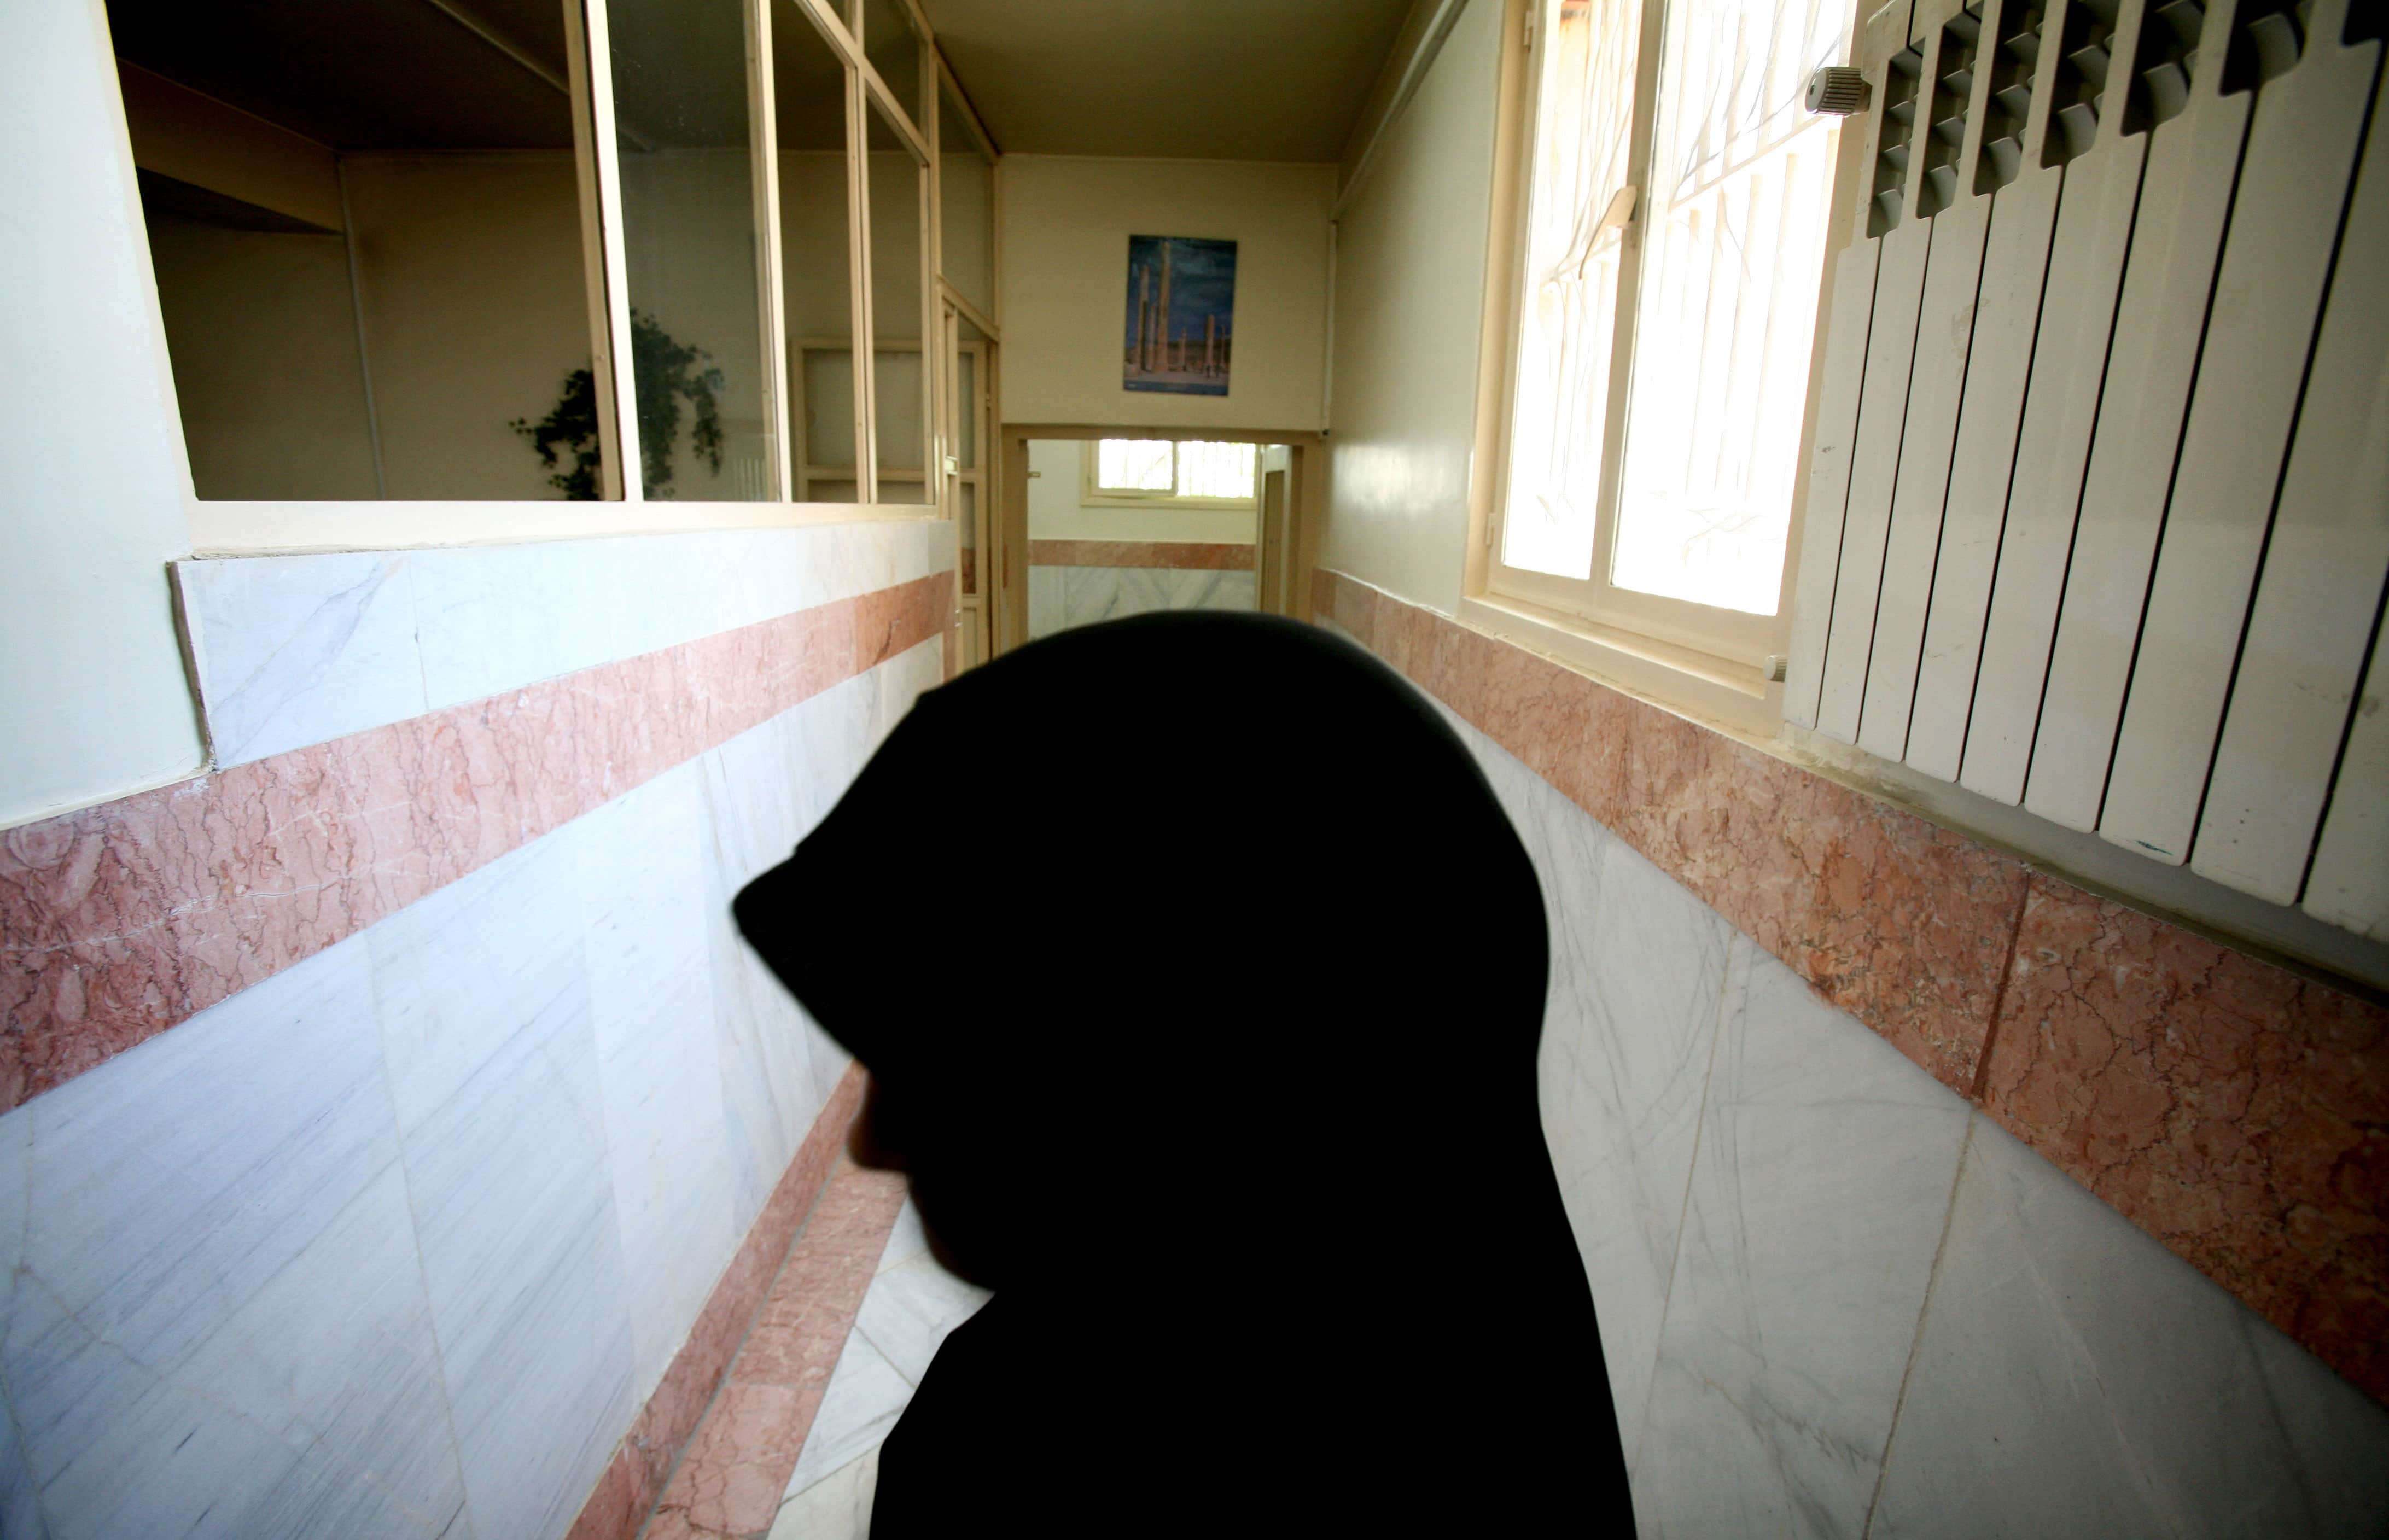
[774,0,858,501]
[937,77,994,318]
[866,98,931,504]
[110,1,598,500]
[863,0,928,126]
[947,311,989,594]
[608,0,776,500]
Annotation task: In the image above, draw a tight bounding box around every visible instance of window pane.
[863,0,926,126]
[1609,0,1852,613]
[776,0,856,502]
[938,78,994,317]
[110,7,597,499]
[1500,0,1644,576]
[610,0,776,500]
[1098,439,1174,491]
[1176,441,1257,500]
[955,339,979,470]
[866,100,930,503]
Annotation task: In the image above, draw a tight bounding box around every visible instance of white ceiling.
[920,0,1417,161]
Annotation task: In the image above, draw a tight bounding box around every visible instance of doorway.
[993,428,1318,654]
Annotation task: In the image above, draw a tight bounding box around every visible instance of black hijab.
[736,611,1633,1533]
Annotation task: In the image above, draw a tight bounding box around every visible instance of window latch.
[1805,67,1869,116]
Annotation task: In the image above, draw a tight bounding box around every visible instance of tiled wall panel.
[1442,708,2389,1536]
[175,521,951,768]
[0,522,950,1537]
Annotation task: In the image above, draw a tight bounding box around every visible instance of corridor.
[4,0,2389,1534]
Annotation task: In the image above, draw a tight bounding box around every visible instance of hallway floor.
[639,1161,989,1540]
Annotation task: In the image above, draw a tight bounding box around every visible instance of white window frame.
[1079,440,1261,510]
[1478,0,1860,703]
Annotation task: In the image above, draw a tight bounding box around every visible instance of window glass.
[1609,0,1850,612]
[1097,440,1175,492]
[775,0,857,501]
[1178,441,1257,500]
[937,78,995,317]
[609,0,776,500]
[863,0,927,126]
[1092,440,1257,500]
[109,1,597,499]
[866,99,930,502]
[951,317,988,594]
[1500,0,1644,576]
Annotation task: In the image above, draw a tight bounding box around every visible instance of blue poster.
[1123,235,1236,396]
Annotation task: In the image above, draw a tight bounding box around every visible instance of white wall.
[1024,440,1259,543]
[0,0,205,828]
[998,155,1333,431]
[1318,0,1503,617]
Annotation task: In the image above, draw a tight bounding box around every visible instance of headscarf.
[737,611,1634,1533]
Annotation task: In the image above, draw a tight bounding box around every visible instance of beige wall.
[1024,439,1259,543]
[998,155,1332,432]
[149,151,594,504]
[1318,0,1502,617]
[118,62,344,232]
[147,216,380,500]
[0,0,205,827]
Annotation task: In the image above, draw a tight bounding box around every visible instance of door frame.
[994,424,1327,656]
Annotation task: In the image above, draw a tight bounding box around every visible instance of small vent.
[2043,0,2122,165]
[2127,0,2207,130]
[2223,0,2314,93]
[1919,7,1985,216]
[1976,1,2049,191]
[1872,44,1927,234]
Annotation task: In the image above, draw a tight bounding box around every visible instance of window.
[110,0,994,518]
[1493,0,1855,664]
[1085,440,1258,505]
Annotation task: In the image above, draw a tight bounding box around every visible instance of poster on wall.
[1123,235,1236,396]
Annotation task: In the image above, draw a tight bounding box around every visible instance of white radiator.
[1785,0,2389,942]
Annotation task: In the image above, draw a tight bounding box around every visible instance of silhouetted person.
[736,611,1635,1533]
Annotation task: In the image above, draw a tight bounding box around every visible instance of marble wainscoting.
[1451,708,2389,1538]
[0,594,947,1536]
[1315,567,2389,1408]
[1024,540,1257,639]
[1,537,952,1115]
[173,521,952,769]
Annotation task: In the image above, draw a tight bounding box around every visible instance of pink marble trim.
[0,574,954,1116]
[564,1064,879,1540]
[1314,565,2389,1403]
[1029,538,1256,570]
[639,1156,908,1539]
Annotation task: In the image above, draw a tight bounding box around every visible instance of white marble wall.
[1026,565,1256,640]
[1452,709,2389,1538]
[0,627,945,1539]
[174,520,952,767]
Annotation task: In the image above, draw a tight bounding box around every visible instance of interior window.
[108,0,599,501]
